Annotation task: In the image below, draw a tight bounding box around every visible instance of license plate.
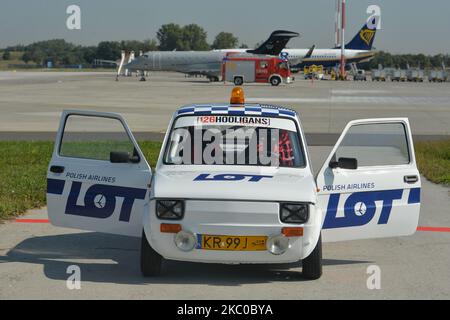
[198,235,267,251]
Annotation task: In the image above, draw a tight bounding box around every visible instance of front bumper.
[285,76,294,84]
[144,200,321,264]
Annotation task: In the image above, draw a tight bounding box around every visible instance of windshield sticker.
[197,116,271,126]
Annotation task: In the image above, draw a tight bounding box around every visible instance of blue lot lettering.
[194,173,273,182]
[323,189,403,229]
[65,181,147,222]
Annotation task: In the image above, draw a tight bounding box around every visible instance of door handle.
[50,165,65,174]
[404,175,418,184]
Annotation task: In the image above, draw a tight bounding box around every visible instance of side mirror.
[329,157,358,170]
[110,151,131,163]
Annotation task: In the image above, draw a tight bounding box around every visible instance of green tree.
[81,46,98,64]
[30,48,45,65]
[2,50,11,60]
[119,40,158,54]
[22,52,32,64]
[180,24,210,51]
[212,32,239,49]
[157,23,183,51]
[157,23,210,51]
[142,39,158,52]
[96,41,122,61]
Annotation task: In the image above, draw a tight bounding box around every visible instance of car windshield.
[164,115,305,167]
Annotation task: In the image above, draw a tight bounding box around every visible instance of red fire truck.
[222,54,293,86]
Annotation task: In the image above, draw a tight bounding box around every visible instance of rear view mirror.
[110,151,131,163]
[329,157,358,170]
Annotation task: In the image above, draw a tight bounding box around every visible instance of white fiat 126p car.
[46,88,421,279]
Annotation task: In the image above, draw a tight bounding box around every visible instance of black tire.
[233,77,244,86]
[141,230,163,277]
[302,234,322,280]
[270,76,281,86]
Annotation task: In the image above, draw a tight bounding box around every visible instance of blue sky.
[1,0,449,54]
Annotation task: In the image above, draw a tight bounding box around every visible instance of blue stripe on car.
[408,188,421,204]
[47,178,65,195]
[176,105,297,119]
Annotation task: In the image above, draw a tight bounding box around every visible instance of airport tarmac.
[0,71,449,140]
[0,146,449,300]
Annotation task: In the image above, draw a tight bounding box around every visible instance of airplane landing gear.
[139,70,147,81]
[208,76,220,82]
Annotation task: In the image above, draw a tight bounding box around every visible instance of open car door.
[46,110,152,237]
[317,118,421,242]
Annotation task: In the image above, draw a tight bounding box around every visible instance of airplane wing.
[94,59,119,66]
[247,30,300,56]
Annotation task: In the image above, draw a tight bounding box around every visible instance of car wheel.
[141,230,162,277]
[234,77,244,86]
[302,234,322,280]
[270,76,281,86]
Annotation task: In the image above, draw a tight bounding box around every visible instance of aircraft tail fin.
[304,45,316,59]
[338,19,377,51]
[247,30,300,56]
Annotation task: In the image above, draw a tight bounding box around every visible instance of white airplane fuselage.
[217,48,375,69]
[125,51,227,79]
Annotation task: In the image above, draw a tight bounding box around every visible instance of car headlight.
[174,231,197,252]
[280,203,309,224]
[267,234,289,255]
[156,200,185,220]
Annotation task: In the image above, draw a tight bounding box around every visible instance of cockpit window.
[164,115,305,167]
[279,61,289,69]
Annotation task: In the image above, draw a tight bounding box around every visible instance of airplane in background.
[124,30,299,81]
[286,21,377,70]
[218,21,378,71]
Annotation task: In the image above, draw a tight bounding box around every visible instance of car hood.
[153,166,316,203]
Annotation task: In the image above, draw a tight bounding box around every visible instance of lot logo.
[280,52,289,60]
[194,174,273,182]
[323,189,403,229]
[354,202,367,216]
[66,5,81,30]
[94,194,106,209]
[65,182,146,222]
